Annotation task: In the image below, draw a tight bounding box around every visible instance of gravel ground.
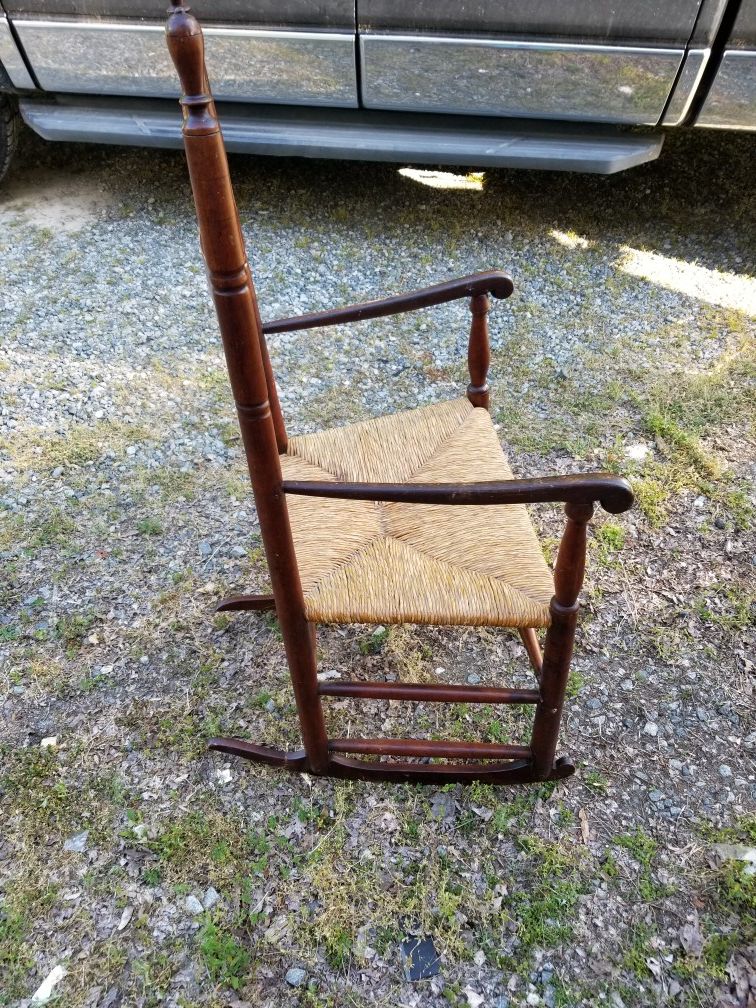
[1,126,754,1008]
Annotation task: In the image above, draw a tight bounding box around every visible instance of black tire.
[0,93,20,184]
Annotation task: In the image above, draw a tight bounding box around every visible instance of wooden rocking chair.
[165,2,633,786]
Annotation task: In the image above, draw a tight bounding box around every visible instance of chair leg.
[518,627,543,676]
[529,601,578,779]
[528,501,592,780]
[210,616,330,774]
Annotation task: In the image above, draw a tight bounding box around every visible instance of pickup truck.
[0,0,754,179]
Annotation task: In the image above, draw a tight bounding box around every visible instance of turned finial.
[166,1,208,103]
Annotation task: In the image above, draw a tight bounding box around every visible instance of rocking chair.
[165,2,633,786]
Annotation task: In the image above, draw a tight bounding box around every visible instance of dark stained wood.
[325,754,575,785]
[518,627,543,675]
[262,270,513,334]
[329,737,531,760]
[206,741,574,784]
[166,1,328,772]
[319,680,540,704]
[215,593,276,613]
[208,737,308,768]
[530,501,594,779]
[467,292,491,409]
[282,473,634,513]
[166,3,633,788]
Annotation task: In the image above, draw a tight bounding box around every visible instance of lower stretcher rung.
[328,737,531,760]
[319,681,539,704]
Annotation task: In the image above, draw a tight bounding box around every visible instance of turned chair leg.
[529,501,592,779]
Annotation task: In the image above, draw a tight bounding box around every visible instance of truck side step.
[19,96,663,174]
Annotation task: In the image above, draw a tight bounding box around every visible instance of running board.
[19,97,663,174]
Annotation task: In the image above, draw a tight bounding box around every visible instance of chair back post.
[166,1,329,772]
[467,292,491,409]
[530,500,593,777]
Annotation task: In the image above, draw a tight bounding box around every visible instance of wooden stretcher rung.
[319,680,539,704]
[328,737,531,760]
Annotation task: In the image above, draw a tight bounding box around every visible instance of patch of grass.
[3,419,152,471]
[137,517,163,536]
[583,769,609,793]
[566,669,585,699]
[621,922,654,977]
[198,919,251,991]
[615,828,665,901]
[54,612,97,653]
[27,507,77,549]
[693,581,754,633]
[358,626,389,655]
[508,838,583,954]
[0,905,33,1005]
[592,521,626,566]
[632,340,756,527]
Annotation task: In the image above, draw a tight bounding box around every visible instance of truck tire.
[0,93,20,184]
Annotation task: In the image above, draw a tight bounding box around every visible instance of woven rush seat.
[282,397,554,627]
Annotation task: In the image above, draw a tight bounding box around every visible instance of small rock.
[40,736,58,748]
[63,830,89,853]
[430,791,456,822]
[466,673,481,685]
[649,790,665,803]
[285,967,307,988]
[624,443,650,462]
[643,722,659,737]
[464,988,485,1008]
[718,764,733,778]
[185,894,204,915]
[203,886,220,910]
[117,906,133,931]
[30,964,67,1005]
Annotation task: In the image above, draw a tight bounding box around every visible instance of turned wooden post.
[166,2,328,772]
[467,292,491,410]
[530,501,593,778]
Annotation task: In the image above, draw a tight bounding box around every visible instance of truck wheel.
[0,93,20,184]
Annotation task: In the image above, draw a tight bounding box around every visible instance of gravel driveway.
[1,128,754,1008]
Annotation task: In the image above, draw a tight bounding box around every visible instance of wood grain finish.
[281,473,634,513]
[467,292,491,409]
[530,502,593,778]
[166,2,328,772]
[329,737,531,760]
[166,2,633,788]
[261,271,513,334]
[215,594,276,612]
[319,680,540,704]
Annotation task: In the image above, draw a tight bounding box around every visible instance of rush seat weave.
[282,397,554,627]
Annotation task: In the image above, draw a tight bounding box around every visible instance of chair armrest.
[262,270,513,335]
[281,473,633,515]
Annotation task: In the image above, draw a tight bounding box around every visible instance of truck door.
[5,1,358,108]
[357,1,707,125]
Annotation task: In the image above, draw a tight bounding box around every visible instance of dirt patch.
[0,167,114,233]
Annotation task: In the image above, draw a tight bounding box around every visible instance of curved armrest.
[281,473,634,515]
[262,270,513,335]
